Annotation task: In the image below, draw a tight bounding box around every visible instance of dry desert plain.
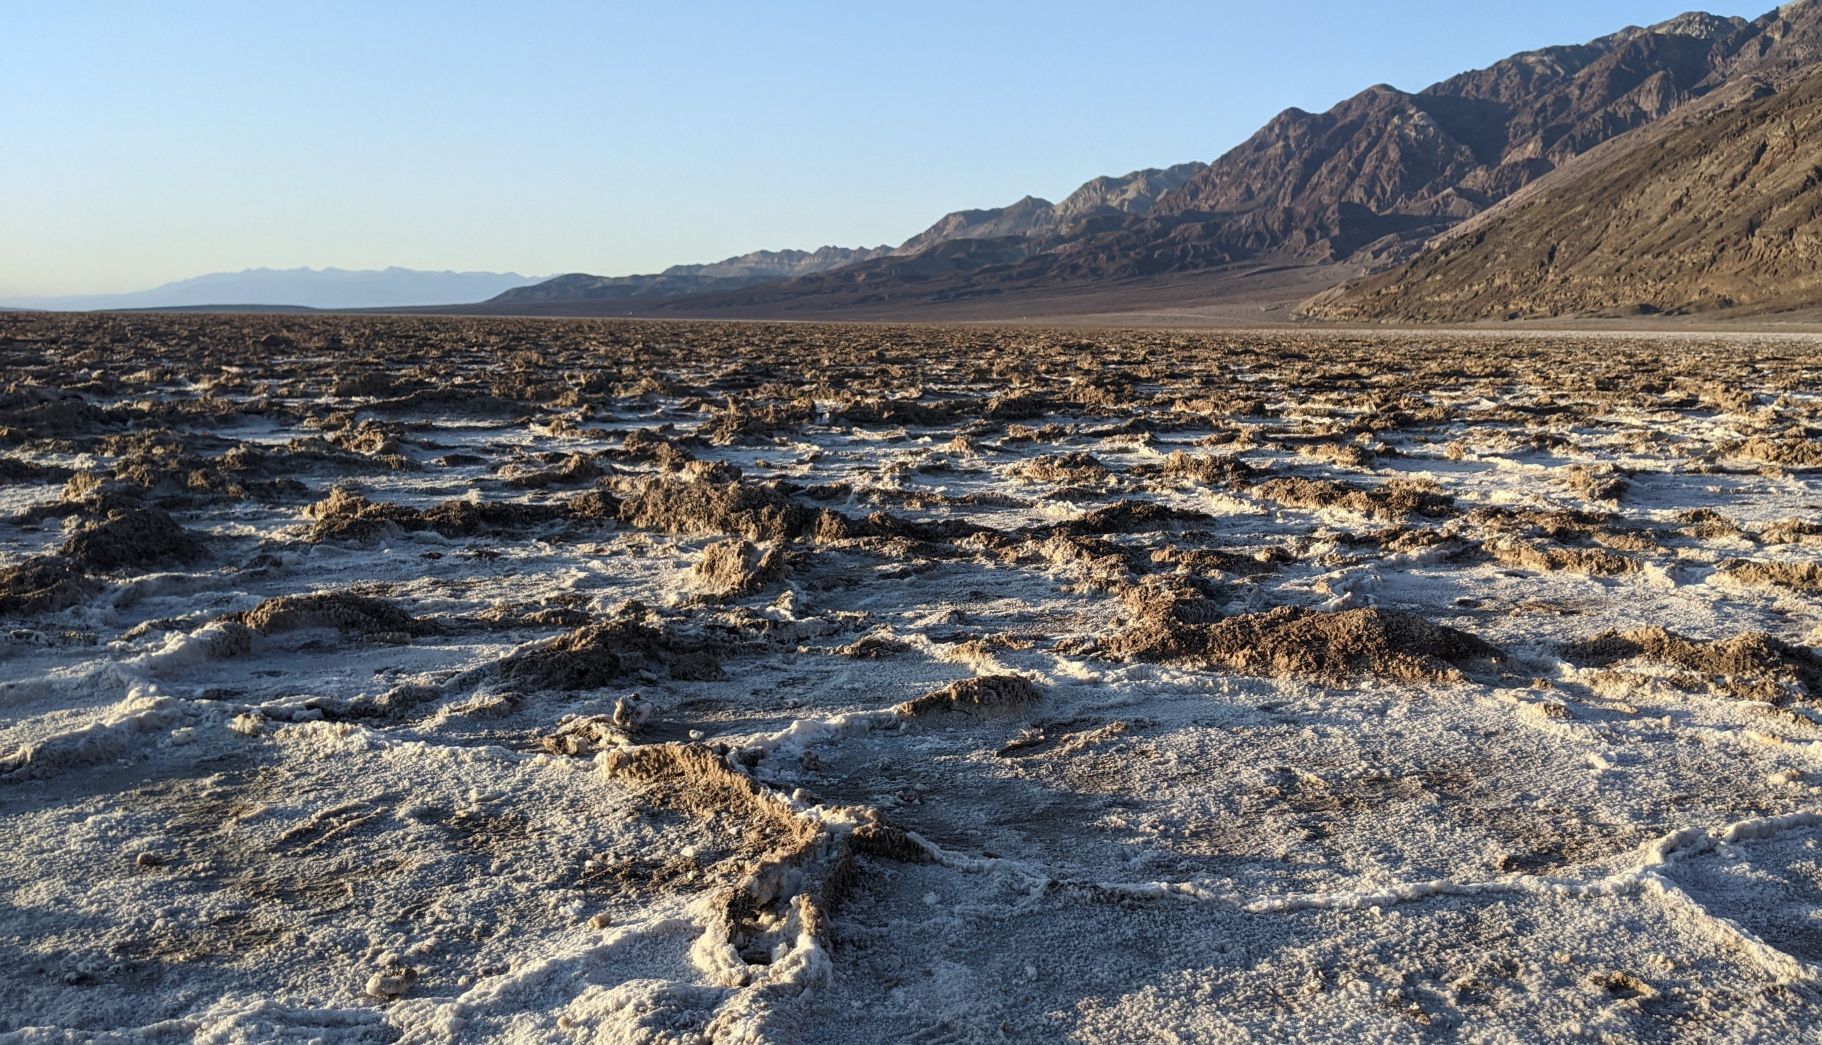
[2,313,1822,1041]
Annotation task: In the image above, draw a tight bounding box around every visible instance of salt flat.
[2,313,1820,1042]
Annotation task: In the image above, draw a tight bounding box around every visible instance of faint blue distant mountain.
[1,267,543,311]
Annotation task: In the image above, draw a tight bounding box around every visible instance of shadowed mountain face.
[1024,6,1820,275]
[495,2,1822,318]
[1306,65,1822,320]
[491,246,892,303]
[890,162,1212,255]
[491,165,1213,308]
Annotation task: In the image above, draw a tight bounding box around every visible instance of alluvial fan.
[1,312,1821,1041]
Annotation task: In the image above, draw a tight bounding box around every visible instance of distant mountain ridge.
[3,267,541,311]
[492,245,891,304]
[31,3,1822,322]
[493,1,1822,320]
[493,164,1212,306]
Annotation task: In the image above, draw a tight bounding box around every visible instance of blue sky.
[3,1,1761,295]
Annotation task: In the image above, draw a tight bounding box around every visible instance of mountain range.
[480,0,1822,323]
[16,3,1822,323]
[1307,64,1822,320]
[0,267,542,312]
[491,246,892,304]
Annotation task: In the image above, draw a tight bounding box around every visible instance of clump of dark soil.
[420,497,571,536]
[60,501,203,572]
[1730,436,1822,470]
[1111,598,1500,684]
[0,556,97,615]
[1562,464,1629,504]
[1563,626,1822,702]
[1758,519,1822,545]
[894,675,1042,716]
[500,452,603,489]
[1254,476,1453,520]
[835,633,912,659]
[302,486,586,542]
[1049,499,1213,536]
[618,429,696,471]
[302,487,424,542]
[1157,450,1255,487]
[500,610,725,690]
[689,540,790,599]
[616,471,813,542]
[1015,452,1108,484]
[1481,537,1639,577]
[237,592,426,638]
[1718,559,1822,594]
[0,456,74,483]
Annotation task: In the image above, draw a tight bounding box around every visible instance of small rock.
[365,967,419,1000]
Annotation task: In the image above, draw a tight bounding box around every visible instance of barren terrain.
[3,313,1822,1042]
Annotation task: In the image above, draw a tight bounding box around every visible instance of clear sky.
[3,0,1763,295]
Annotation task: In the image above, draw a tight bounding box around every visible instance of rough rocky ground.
[2,313,1821,1042]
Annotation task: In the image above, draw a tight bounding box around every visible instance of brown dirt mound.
[835,634,912,659]
[690,540,790,599]
[238,592,425,638]
[1111,601,1500,684]
[894,675,1042,716]
[830,397,961,427]
[1015,452,1108,484]
[617,474,812,542]
[619,429,696,471]
[1482,537,1639,577]
[1563,626,1822,703]
[1759,519,1822,545]
[1157,450,1255,487]
[0,556,98,615]
[302,487,422,542]
[1718,559,1822,594]
[1562,464,1629,504]
[1730,436,1822,470]
[303,486,583,541]
[600,742,919,991]
[499,452,603,489]
[0,456,74,483]
[500,614,725,690]
[0,385,108,437]
[1100,581,1224,662]
[59,502,203,572]
[1254,476,1453,520]
[1049,499,1213,536]
[420,498,570,536]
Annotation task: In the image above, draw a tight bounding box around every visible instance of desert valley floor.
[3,314,1822,1042]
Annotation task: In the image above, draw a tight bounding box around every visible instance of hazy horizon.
[5,0,1760,297]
